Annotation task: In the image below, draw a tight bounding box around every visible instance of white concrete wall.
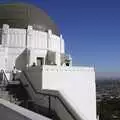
[25,66,43,90]
[42,65,96,120]
[0,48,5,69]
[29,49,47,66]
[0,29,2,45]
[32,30,47,49]
[8,28,26,48]
[0,29,5,69]
[1,25,65,54]
[60,37,65,54]
[15,49,30,70]
[2,24,9,47]
[55,52,61,66]
[0,24,66,76]
[0,26,26,71]
[49,34,61,53]
[20,67,79,120]
[20,67,49,109]
[7,48,25,70]
[19,65,96,120]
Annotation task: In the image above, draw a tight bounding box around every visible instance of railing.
[1,69,9,86]
[22,70,82,120]
[0,70,16,103]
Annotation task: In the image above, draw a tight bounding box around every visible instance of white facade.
[20,66,96,120]
[0,24,96,120]
[42,66,96,120]
[0,24,65,72]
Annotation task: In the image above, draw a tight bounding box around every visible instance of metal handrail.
[22,70,82,120]
[1,69,9,86]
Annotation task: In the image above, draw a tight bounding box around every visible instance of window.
[37,57,44,66]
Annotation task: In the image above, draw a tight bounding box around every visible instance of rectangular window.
[37,57,44,66]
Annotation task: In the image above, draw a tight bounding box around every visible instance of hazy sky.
[1,0,120,72]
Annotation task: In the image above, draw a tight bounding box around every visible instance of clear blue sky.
[1,0,120,72]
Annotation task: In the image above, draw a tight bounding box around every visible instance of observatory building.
[0,3,96,120]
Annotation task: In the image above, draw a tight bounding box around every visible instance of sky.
[1,0,120,73]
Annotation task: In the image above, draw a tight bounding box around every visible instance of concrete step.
[0,89,19,104]
[8,80,20,85]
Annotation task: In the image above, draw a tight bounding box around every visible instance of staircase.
[0,70,56,119]
[0,70,21,105]
[0,88,18,104]
[0,69,81,120]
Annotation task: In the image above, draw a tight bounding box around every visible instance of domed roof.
[0,3,59,35]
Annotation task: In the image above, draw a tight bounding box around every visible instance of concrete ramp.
[0,99,51,120]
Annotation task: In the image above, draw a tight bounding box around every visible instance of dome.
[0,3,59,35]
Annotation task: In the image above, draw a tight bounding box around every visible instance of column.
[55,52,61,66]
[27,25,33,48]
[60,34,65,54]
[2,24,9,70]
[47,29,52,50]
[2,24,9,47]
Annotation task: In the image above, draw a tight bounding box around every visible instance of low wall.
[15,48,30,70]
[42,65,96,120]
[0,99,51,120]
[25,66,43,91]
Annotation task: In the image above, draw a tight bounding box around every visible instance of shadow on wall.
[15,48,30,70]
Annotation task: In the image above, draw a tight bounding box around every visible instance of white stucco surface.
[19,65,96,120]
[42,65,96,120]
[0,24,96,120]
[0,24,65,71]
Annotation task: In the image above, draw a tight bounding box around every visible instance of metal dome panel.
[0,3,59,35]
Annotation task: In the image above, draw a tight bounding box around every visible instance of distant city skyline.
[1,0,120,74]
[96,72,120,79]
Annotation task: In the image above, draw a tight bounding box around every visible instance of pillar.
[27,25,33,48]
[2,24,9,47]
[47,29,52,50]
